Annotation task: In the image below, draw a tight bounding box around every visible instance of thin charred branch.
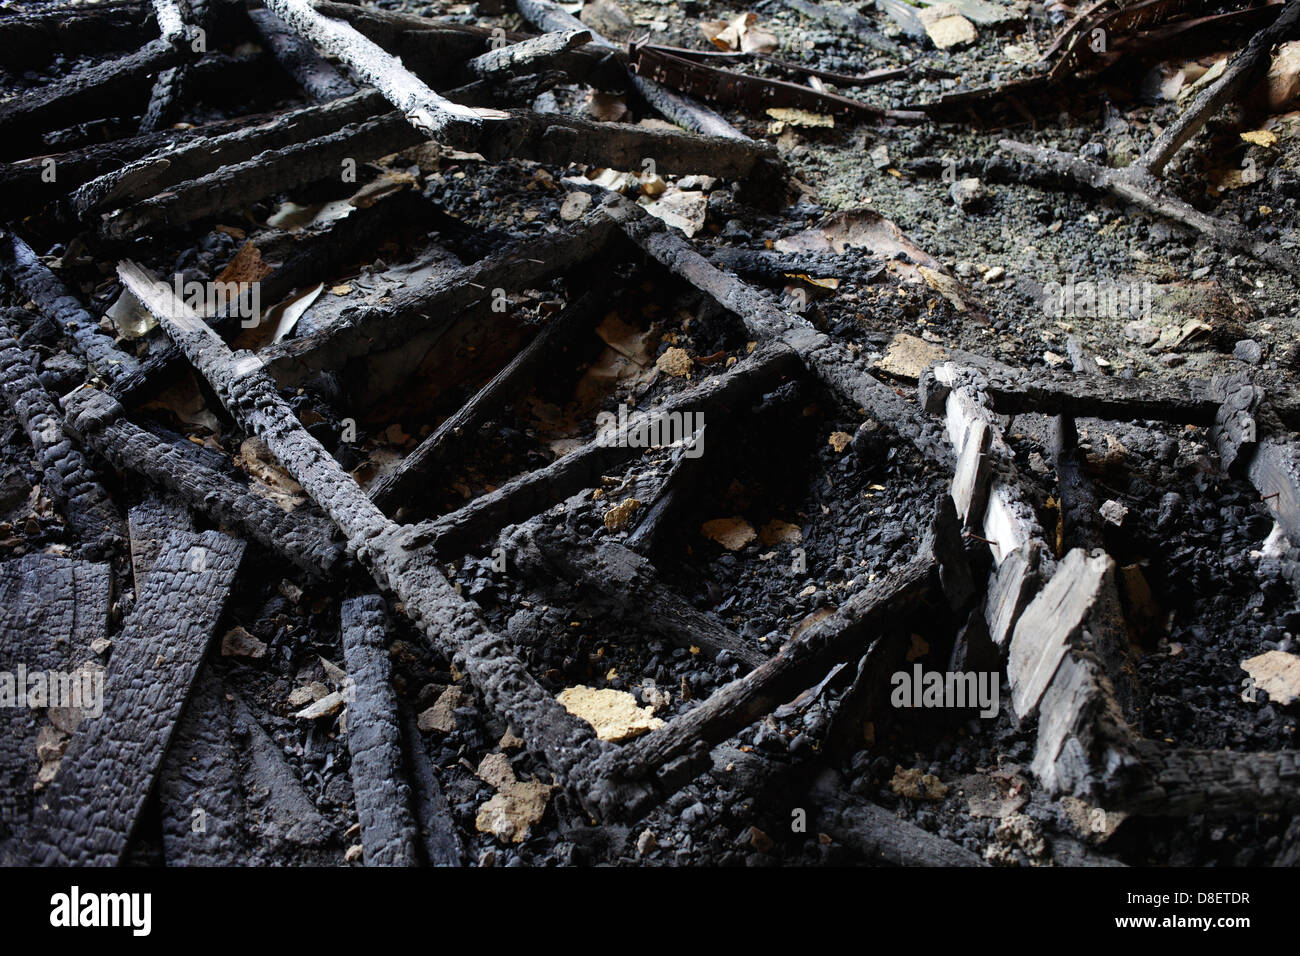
[400,710,463,866]
[341,595,420,866]
[997,139,1300,273]
[0,231,139,383]
[29,529,246,866]
[1139,0,1300,176]
[261,210,620,386]
[466,29,591,78]
[263,0,503,140]
[0,39,186,159]
[118,260,656,821]
[514,0,751,141]
[1052,415,1103,553]
[404,342,801,556]
[369,282,610,515]
[249,6,359,102]
[0,310,121,554]
[62,388,346,579]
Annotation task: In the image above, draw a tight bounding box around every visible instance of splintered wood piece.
[467,29,591,77]
[0,230,139,382]
[0,308,121,553]
[341,595,420,867]
[63,388,346,579]
[29,529,245,866]
[405,342,800,557]
[369,281,611,515]
[985,539,1041,650]
[950,417,992,532]
[118,258,654,822]
[249,6,359,102]
[263,0,502,139]
[1007,547,1129,720]
[1250,437,1300,543]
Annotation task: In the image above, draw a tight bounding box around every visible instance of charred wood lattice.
[2,0,1299,869]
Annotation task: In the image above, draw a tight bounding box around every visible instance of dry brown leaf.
[702,516,757,550]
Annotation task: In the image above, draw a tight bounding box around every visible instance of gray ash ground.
[4,0,1300,866]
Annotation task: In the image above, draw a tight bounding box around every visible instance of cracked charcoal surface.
[28,529,245,866]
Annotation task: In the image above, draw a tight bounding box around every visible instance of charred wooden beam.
[515,0,750,141]
[466,28,591,78]
[401,710,463,866]
[405,341,801,556]
[1115,740,1300,815]
[341,595,420,867]
[0,2,151,72]
[0,309,121,555]
[603,537,939,789]
[0,231,139,383]
[62,387,346,579]
[260,209,620,386]
[108,188,421,408]
[369,282,610,515]
[29,529,246,866]
[263,0,503,140]
[250,6,359,101]
[604,193,952,464]
[624,423,708,555]
[0,39,186,159]
[101,111,422,238]
[118,259,656,821]
[73,89,385,216]
[809,771,987,866]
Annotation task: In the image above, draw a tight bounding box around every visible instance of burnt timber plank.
[0,554,112,854]
[0,231,139,382]
[63,387,346,579]
[118,259,656,821]
[127,495,195,592]
[29,529,245,866]
[341,595,419,866]
[0,308,121,553]
[156,670,245,866]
